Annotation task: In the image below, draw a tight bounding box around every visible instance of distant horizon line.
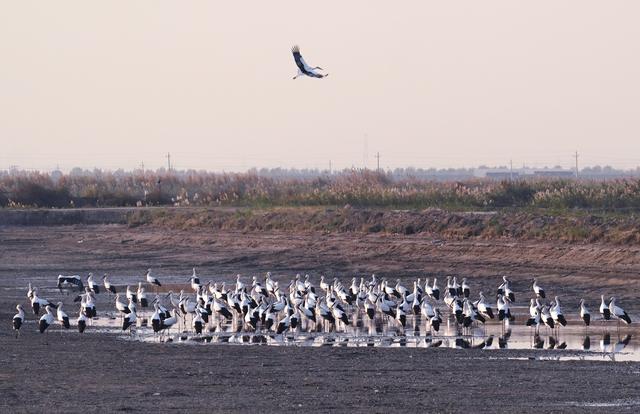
[2,164,640,175]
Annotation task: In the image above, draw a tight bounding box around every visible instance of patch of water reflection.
[86,309,640,361]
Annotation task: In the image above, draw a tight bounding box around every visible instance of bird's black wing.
[291,45,310,75]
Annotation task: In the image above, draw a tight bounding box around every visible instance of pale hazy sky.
[1,1,640,172]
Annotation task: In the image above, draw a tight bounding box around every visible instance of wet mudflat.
[80,297,640,363]
[1,225,640,412]
[2,328,640,413]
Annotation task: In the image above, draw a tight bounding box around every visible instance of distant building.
[532,169,574,178]
[474,167,575,179]
[486,171,519,180]
[50,169,63,183]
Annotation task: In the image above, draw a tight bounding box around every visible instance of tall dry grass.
[2,169,640,211]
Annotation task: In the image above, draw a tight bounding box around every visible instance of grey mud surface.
[1,225,639,413]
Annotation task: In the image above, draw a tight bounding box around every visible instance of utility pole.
[140,161,145,173]
[329,160,332,174]
[363,134,368,170]
[510,159,513,181]
[574,151,579,179]
[375,152,380,173]
[166,153,171,171]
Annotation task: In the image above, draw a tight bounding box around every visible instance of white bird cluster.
[11,271,634,342]
[524,278,632,333]
[14,270,157,336]
[114,273,528,338]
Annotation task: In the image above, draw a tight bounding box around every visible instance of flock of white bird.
[11,269,634,345]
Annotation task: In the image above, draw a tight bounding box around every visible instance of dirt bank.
[1,224,639,311]
[3,206,640,244]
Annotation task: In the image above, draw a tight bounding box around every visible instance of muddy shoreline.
[1,224,640,412]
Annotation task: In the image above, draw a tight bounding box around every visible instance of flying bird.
[291,45,328,79]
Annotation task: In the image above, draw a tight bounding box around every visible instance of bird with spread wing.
[291,45,328,79]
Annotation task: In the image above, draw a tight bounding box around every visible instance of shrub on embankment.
[128,207,640,245]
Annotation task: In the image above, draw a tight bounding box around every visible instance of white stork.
[430,309,442,333]
[609,297,632,326]
[291,45,328,79]
[151,303,162,334]
[425,278,440,301]
[13,304,25,337]
[235,274,245,293]
[316,300,334,329]
[265,272,277,296]
[146,269,162,291]
[550,296,567,327]
[540,305,555,330]
[276,313,290,334]
[252,276,268,298]
[39,305,55,334]
[137,282,148,308]
[599,295,611,320]
[319,276,330,293]
[56,302,70,329]
[264,306,277,331]
[579,299,590,327]
[126,285,137,304]
[290,308,300,331]
[87,273,100,294]
[190,268,201,292]
[159,310,177,338]
[461,278,470,298]
[462,299,483,328]
[77,308,87,333]
[27,282,35,301]
[496,295,512,323]
[103,274,116,295]
[525,300,541,331]
[532,278,545,299]
[115,294,130,315]
[451,277,461,297]
[81,290,97,318]
[411,283,422,315]
[127,296,137,315]
[193,309,204,334]
[503,277,515,303]
[212,298,233,321]
[122,309,137,334]
[395,302,407,328]
[31,289,53,316]
[420,299,435,320]
[475,292,494,319]
[244,305,260,330]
